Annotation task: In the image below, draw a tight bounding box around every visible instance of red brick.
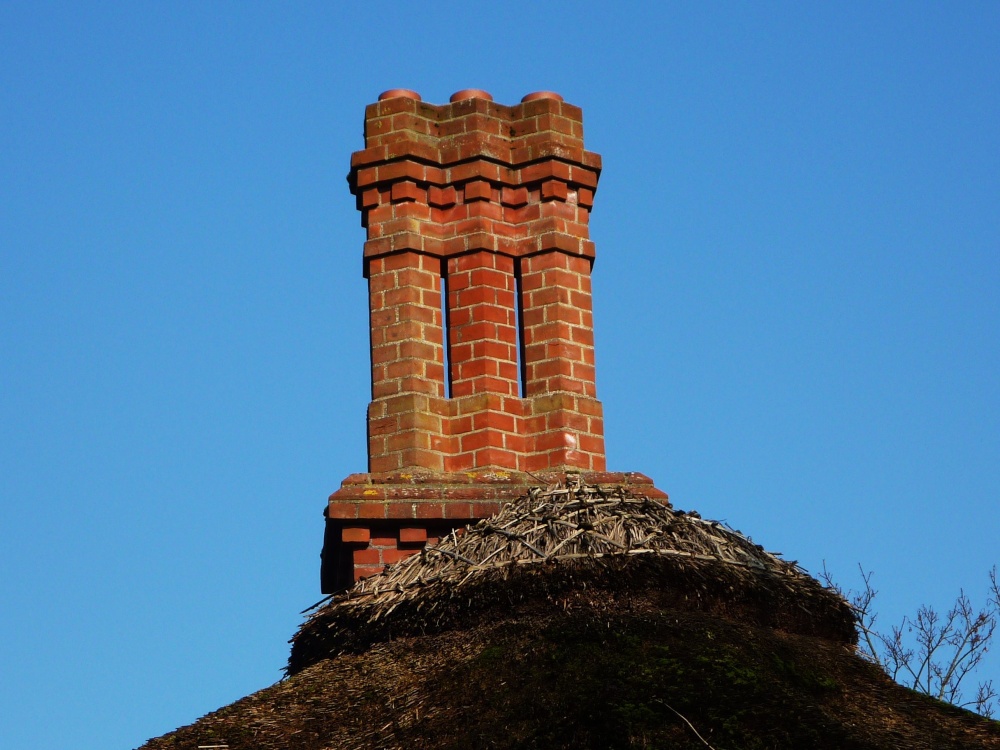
[572,362,596,382]
[541,180,569,201]
[400,447,445,471]
[455,320,497,343]
[353,548,381,565]
[533,430,571,452]
[338,473,374,486]
[370,532,397,547]
[445,452,475,471]
[399,527,428,543]
[398,339,440,361]
[474,447,518,468]
[521,452,552,472]
[428,185,457,207]
[358,503,387,519]
[371,380,401,398]
[386,502,418,519]
[361,187,380,208]
[476,305,517,328]
[453,286,494,309]
[579,434,605,454]
[467,200,504,222]
[416,502,447,519]
[381,548,417,565]
[355,566,384,580]
[547,376,588,395]
[444,502,473,519]
[541,268,583,290]
[531,359,572,382]
[464,180,492,201]
[438,486,483,501]
[473,502,503,518]
[460,430,493,453]
[396,267,438,288]
[571,327,595,346]
[503,433,529,453]
[501,186,529,207]
[342,527,371,543]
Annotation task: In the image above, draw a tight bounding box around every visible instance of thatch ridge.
[288,478,856,674]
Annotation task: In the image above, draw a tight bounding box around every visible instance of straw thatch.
[288,477,856,675]
[140,478,1000,749]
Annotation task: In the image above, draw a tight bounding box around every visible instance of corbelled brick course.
[321,89,665,593]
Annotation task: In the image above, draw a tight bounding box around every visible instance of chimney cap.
[378,89,421,101]
[521,91,564,103]
[449,89,494,102]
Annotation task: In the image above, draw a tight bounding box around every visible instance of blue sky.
[1,3,998,747]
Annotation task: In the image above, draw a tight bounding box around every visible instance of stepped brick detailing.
[351,89,605,475]
[322,90,665,593]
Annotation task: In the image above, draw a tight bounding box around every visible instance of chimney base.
[321,470,668,593]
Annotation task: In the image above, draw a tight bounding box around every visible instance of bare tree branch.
[822,563,998,718]
[654,699,721,749]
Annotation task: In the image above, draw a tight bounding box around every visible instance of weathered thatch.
[288,477,856,675]
[141,479,1000,749]
[143,609,1000,750]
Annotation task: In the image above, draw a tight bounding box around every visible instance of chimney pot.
[450,89,494,102]
[521,91,564,103]
[378,89,421,101]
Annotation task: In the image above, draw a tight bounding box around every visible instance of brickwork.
[351,89,605,475]
[366,251,449,473]
[321,90,662,593]
[447,251,519,399]
[322,470,667,591]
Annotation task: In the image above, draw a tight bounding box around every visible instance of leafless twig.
[822,563,998,718]
[654,699,722,749]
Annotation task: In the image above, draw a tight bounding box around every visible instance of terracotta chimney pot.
[449,89,494,102]
[378,89,421,101]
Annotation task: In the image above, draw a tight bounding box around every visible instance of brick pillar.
[365,251,448,473]
[446,250,522,470]
[321,89,658,593]
[520,250,606,471]
[447,251,518,399]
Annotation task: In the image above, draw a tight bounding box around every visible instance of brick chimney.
[321,89,665,593]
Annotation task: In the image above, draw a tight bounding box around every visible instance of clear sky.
[2,3,998,747]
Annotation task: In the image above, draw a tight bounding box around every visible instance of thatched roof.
[289,478,856,674]
[140,479,1000,749]
[143,609,1000,750]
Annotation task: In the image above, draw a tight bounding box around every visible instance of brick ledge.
[328,470,667,520]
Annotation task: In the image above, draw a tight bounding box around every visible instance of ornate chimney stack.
[352,88,605,473]
[322,90,665,592]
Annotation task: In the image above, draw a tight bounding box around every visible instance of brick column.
[365,250,448,473]
[447,251,519,399]
[446,250,522,470]
[520,251,605,471]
